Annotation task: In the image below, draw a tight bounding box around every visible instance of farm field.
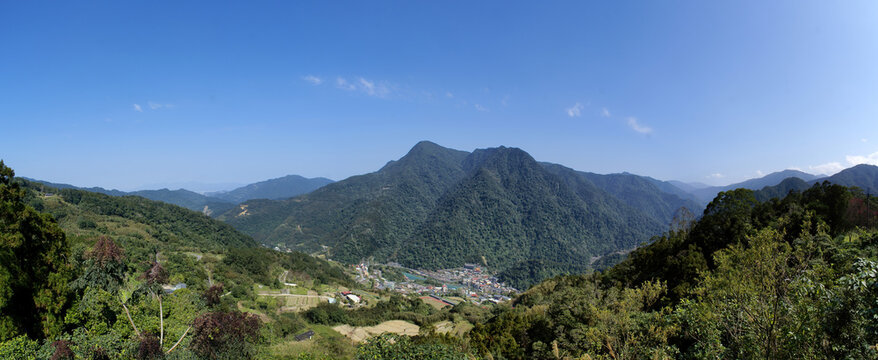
[434,320,474,337]
[419,296,452,310]
[333,320,420,343]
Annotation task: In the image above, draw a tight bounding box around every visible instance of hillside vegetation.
[222,141,697,288]
[207,175,334,203]
[469,182,878,359]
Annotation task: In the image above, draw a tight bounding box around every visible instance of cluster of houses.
[352,261,517,304]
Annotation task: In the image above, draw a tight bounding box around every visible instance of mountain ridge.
[219,141,690,287]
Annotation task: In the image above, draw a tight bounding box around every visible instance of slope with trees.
[221,142,697,288]
[207,174,334,203]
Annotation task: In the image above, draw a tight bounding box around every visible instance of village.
[352,261,517,305]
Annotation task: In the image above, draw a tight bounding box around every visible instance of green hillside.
[543,164,704,227]
[220,140,470,257]
[22,180,255,254]
[400,148,664,288]
[207,174,334,203]
[750,164,878,202]
[221,142,689,288]
[25,178,236,215]
[470,183,878,359]
[2,161,359,358]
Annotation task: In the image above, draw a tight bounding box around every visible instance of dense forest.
[222,142,699,288]
[468,182,878,359]
[0,162,355,359]
[5,155,878,359]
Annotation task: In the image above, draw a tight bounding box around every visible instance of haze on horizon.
[2,1,878,191]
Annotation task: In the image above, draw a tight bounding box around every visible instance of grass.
[433,320,474,337]
[268,324,356,359]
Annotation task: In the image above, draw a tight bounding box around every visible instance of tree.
[141,260,169,346]
[0,160,71,340]
[675,227,822,358]
[72,236,126,292]
[189,311,261,359]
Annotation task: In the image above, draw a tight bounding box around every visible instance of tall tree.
[0,160,71,340]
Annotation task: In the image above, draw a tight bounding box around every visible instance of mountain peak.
[407,140,445,155]
[463,146,534,172]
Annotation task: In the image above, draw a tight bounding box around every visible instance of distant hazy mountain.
[753,177,813,202]
[22,178,130,197]
[667,180,710,193]
[207,175,334,203]
[128,189,236,215]
[823,164,878,194]
[23,178,235,215]
[219,141,694,288]
[133,181,246,193]
[753,164,878,201]
[689,169,821,204]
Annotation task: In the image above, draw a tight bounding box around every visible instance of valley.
[4,152,878,359]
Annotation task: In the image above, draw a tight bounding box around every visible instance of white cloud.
[501,95,510,107]
[706,173,725,179]
[846,151,878,166]
[303,75,323,85]
[626,117,653,134]
[336,77,356,91]
[359,78,375,94]
[474,104,488,112]
[566,102,583,117]
[147,101,174,110]
[335,76,389,97]
[809,162,845,176]
[862,138,868,143]
[445,92,454,98]
[806,151,878,176]
[755,170,764,177]
[601,107,611,118]
[133,104,142,112]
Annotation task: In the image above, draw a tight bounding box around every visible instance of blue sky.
[2,1,878,191]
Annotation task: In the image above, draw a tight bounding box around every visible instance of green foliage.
[190,311,261,359]
[226,143,677,288]
[304,295,443,328]
[0,160,72,341]
[19,179,256,260]
[355,333,473,360]
[209,174,334,204]
[471,276,676,359]
[0,335,46,360]
[474,183,878,359]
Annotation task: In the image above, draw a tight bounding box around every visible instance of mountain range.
[752,164,878,201]
[25,174,334,216]
[688,169,823,204]
[19,142,878,288]
[206,175,334,204]
[218,141,702,287]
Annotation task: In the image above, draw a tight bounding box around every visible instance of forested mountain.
[25,172,337,217]
[750,164,878,202]
[24,178,236,215]
[667,180,709,193]
[1,162,355,358]
[20,180,256,253]
[544,166,704,226]
[207,174,334,203]
[395,148,665,287]
[220,141,692,288]
[689,169,820,204]
[825,163,878,194]
[471,182,878,359]
[219,140,471,256]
